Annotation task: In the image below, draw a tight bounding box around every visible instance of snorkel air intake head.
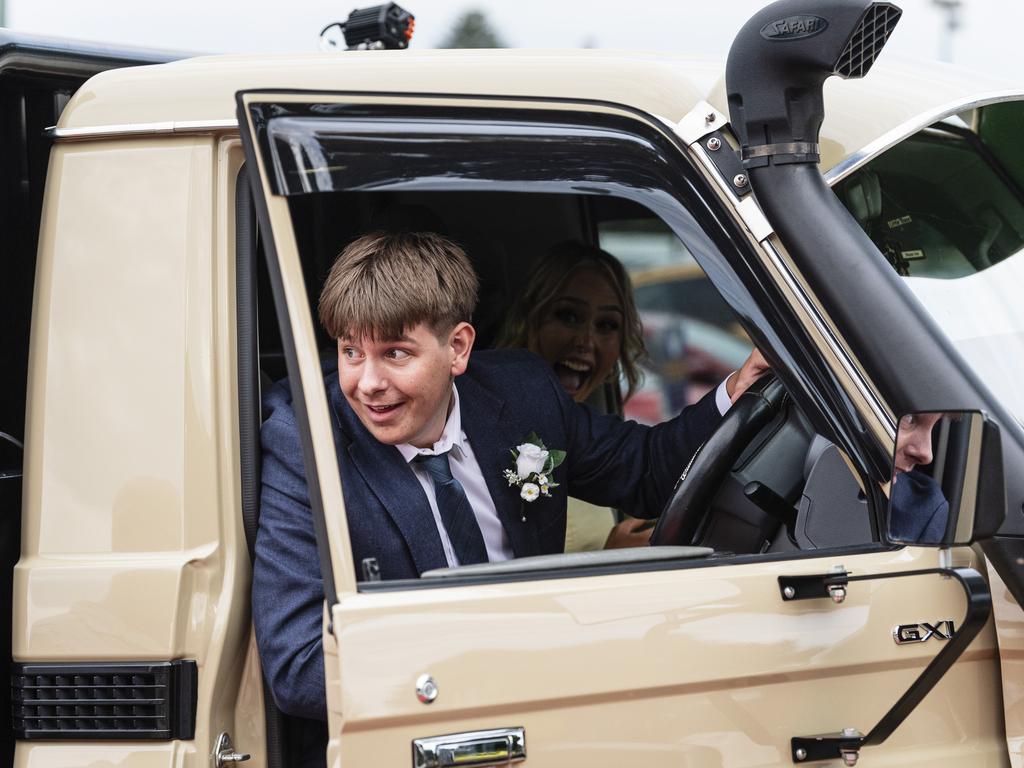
[726,0,901,168]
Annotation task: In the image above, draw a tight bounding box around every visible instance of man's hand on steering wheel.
[650,348,782,548]
[727,348,771,403]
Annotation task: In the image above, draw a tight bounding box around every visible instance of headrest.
[840,170,882,227]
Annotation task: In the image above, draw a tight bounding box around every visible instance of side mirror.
[887,411,1005,545]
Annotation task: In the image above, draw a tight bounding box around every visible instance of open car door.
[237,89,1005,768]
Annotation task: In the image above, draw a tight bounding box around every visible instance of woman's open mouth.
[554,358,593,397]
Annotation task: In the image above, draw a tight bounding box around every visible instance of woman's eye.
[596,319,621,333]
[554,308,583,326]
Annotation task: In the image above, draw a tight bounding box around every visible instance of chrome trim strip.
[47,118,238,140]
[825,90,1024,186]
[760,239,896,436]
[667,102,896,440]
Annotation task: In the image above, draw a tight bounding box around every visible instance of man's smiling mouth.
[364,402,404,418]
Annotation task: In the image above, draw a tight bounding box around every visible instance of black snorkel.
[726,1,975,418]
[726,1,1024,611]
[725,2,905,302]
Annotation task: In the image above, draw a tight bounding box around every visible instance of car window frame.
[237,90,893,594]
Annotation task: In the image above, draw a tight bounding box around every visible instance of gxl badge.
[893,620,955,645]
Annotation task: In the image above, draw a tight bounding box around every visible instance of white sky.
[8,0,1024,81]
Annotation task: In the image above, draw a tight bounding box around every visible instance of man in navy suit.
[253,232,768,759]
[889,411,950,544]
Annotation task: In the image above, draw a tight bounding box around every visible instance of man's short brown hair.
[318,231,479,341]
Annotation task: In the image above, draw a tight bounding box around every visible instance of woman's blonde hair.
[497,241,646,400]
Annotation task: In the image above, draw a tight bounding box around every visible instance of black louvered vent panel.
[834,3,901,78]
[11,661,196,740]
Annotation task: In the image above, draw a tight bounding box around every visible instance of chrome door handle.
[413,727,525,767]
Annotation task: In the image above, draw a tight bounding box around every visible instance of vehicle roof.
[0,30,180,75]
[58,48,1021,172]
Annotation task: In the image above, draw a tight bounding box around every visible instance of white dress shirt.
[397,378,734,567]
[715,375,734,416]
[396,385,514,567]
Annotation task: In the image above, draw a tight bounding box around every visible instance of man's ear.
[448,321,476,376]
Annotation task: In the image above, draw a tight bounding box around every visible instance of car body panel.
[326,548,1005,767]
[15,135,256,766]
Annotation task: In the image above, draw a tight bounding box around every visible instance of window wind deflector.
[247,103,664,196]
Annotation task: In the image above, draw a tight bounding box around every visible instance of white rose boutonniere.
[515,443,548,479]
[502,432,566,521]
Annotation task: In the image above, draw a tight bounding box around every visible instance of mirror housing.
[887,411,1005,546]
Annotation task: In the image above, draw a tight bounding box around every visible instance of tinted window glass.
[597,217,751,424]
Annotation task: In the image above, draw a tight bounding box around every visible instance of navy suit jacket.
[253,349,720,724]
[890,468,949,544]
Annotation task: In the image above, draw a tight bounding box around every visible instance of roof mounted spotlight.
[726,0,901,168]
[319,3,415,51]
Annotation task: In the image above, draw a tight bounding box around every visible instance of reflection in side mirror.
[888,411,1004,546]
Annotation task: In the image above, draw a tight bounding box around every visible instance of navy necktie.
[414,452,489,566]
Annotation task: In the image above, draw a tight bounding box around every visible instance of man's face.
[338,322,475,448]
[894,411,943,479]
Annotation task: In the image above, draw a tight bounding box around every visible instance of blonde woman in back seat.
[497,241,654,551]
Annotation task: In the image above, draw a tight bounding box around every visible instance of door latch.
[214,732,251,767]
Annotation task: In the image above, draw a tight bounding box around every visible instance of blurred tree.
[439,9,506,49]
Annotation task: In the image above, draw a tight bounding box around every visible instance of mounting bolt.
[783,586,796,600]
[840,748,860,766]
[794,748,807,761]
[733,173,748,189]
[828,584,847,604]
[705,112,716,125]
[706,136,722,151]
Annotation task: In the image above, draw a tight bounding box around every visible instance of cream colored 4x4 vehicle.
[6,1,1024,766]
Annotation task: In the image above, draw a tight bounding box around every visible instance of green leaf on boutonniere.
[546,449,566,472]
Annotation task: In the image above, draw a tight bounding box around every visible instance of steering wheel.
[650,375,786,547]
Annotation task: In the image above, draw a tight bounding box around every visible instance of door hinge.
[779,565,850,603]
[793,728,862,765]
[783,567,990,764]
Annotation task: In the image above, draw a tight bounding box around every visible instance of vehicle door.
[238,90,1005,768]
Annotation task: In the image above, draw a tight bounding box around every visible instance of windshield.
[835,100,1024,421]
